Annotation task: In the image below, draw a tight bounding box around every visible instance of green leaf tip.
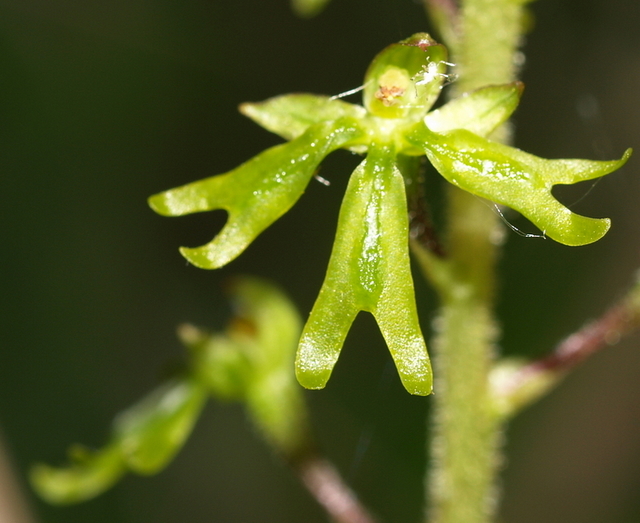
[295,145,433,396]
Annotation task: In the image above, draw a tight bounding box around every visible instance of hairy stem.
[423,189,502,523]
[421,1,526,522]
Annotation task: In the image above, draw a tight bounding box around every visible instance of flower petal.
[240,94,366,141]
[148,118,364,269]
[424,82,523,137]
[408,125,631,246]
[296,144,432,395]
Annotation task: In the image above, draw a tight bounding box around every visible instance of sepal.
[424,82,523,137]
[240,94,366,141]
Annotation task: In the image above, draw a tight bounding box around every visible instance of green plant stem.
[420,1,526,522]
[454,0,524,93]
[422,189,502,523]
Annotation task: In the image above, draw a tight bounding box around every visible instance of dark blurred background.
[2,1,640,522]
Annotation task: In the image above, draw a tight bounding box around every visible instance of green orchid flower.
[149,33,630,396]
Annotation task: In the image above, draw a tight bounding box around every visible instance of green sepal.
[148,118,364,269]
[113,378,207,475]
[30,444,125,505]
[296,144,432,395]
[424,82,523,137]
[364,33,448,120]
[408,124,631,246]
[240,94,366,141]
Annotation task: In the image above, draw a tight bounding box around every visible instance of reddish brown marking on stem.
[406,161,446,257]
[508,296,640,396]
[292,454,379,523]
[409,199,446,258]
